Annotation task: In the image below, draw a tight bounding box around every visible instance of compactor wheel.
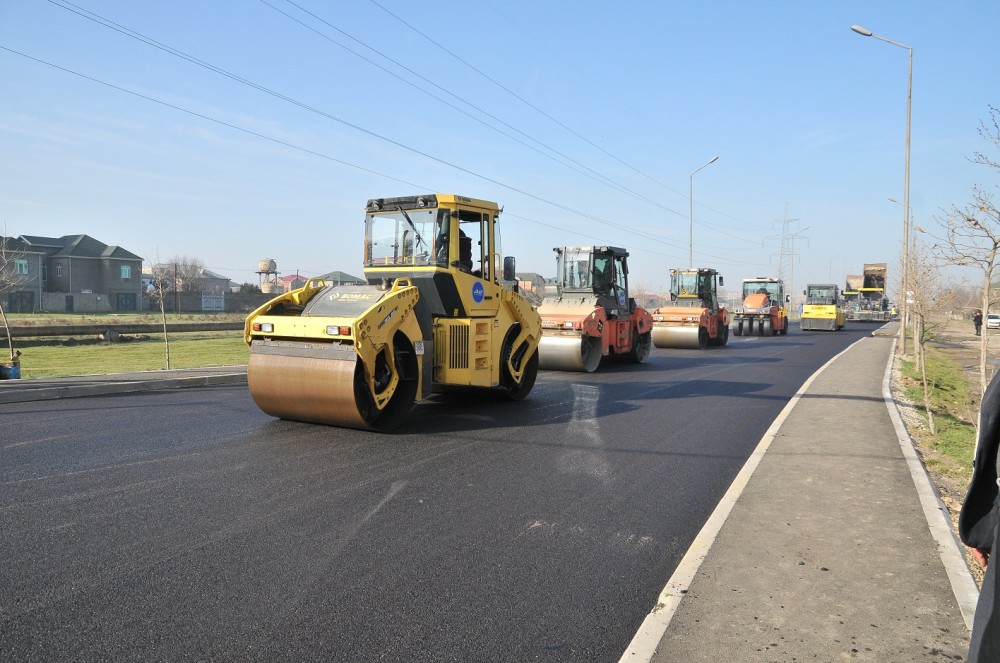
[733,320,743,337]
[354,335,419,431]
[628,330,652,364]
[710,324,729,347]
[762,316,773,336]
[501,326,539,400]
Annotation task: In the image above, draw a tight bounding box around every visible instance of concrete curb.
[0,373,247,405]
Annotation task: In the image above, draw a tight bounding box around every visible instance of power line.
[257,0,681,216]
[366,0,689,200]
[0,45,679,250]
[48,0,687,223]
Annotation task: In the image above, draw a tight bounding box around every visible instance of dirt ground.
[889,315,994,584]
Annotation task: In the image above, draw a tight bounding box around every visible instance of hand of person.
[972,546,990,568]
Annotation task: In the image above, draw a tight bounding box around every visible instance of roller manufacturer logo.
[328,292,375,301]
[472,282,485,303]
[378,307,398,330]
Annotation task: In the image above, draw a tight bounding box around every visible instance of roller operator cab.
[536,246,652,372]
[649,268,730,349]
[731,277,790,337]
[244,194,541,431]
[801,283,845,331]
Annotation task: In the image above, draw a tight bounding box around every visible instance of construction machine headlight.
[326,325,352,336]
[252,322,273,333]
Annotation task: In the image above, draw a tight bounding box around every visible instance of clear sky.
[2,1,998,298]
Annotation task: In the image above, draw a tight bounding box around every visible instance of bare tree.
[0,230,29,364]
[972,105,1000,171]
[935,188,1000,396]
[147,259,173,370]
[165,255,207,293]
[934,107,1000,396]
[907,236,951,434]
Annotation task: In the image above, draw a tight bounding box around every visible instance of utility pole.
[769,205,808,314]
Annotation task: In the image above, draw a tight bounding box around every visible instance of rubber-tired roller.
[245,194,541,431]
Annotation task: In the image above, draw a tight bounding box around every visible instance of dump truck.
[536,246,652,372]
[844,263,890,321]
[649,267,729,349]
[801,283,845,331]
[731,276,789,336]
[244,193,541,431]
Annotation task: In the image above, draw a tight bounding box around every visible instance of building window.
[121,265,132,279]
[42,265,47,281]
[14,259,28,275]
[56,264,63,277]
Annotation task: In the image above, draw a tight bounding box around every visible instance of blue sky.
[2,1,998,298]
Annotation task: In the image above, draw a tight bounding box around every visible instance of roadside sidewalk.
[0,365,247,405]
[625,328,978,662]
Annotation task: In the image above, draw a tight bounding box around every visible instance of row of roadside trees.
[902,106,1000,437]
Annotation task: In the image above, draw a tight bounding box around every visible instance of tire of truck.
[762,316,773,336]
[733,319,743,336]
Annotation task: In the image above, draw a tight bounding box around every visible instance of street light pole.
[689,155,719,269]
[852,24,912,355]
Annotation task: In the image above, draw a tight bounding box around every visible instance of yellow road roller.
[244,194,541,431]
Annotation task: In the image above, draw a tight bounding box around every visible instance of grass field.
[5,312,246,327]
[900,346,978,482]
[9,332,249,378]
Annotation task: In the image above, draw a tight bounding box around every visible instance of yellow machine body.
[244,194,541,431]
[801,283,845,331]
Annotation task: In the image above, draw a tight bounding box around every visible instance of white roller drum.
[538,334,603,372]
[652,325,701,349]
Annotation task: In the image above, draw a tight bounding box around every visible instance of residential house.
[1,236,46,313]
[278,273,309,292]
[194,269,231,295]
[15,234,143,312]
[317,270,366,286]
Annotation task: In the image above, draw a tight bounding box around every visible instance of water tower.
[256,258,281,294]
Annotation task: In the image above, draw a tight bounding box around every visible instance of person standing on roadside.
[975,310,984,336]
[960,369,1000,661]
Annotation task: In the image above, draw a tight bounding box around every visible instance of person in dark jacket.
[960,369,1000,661]
[975,310,984,336]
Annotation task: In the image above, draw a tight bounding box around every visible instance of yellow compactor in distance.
[801,283,845,331]
[244,194,541,431]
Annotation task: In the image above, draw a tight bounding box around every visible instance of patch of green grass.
[900,347,977,474]
[6,312,245,327]
[15,333,249,378]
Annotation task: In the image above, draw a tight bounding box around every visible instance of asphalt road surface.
[1,325,872,662]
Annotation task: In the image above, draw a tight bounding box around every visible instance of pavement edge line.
[617,336,868,662]
[882,339,979,631]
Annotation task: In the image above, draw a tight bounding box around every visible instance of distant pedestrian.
[975,310,983,336]
[960,369,1000,661]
